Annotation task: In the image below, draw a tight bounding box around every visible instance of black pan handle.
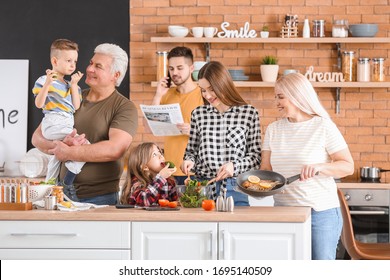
[286,171,319,185]
[379,169,390,172]
[286,174,301,184]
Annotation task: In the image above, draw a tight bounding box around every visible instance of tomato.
[158,199,169,207]
[167,201,178,208]
[202,199,215,211]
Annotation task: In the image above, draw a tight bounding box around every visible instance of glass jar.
[357,58,370,82]
[372,58,385,82]
[156,51,168,81]
[332,19,348,38]
[342,51,356,82]
[51,186,64,203]
[312,20,325,37]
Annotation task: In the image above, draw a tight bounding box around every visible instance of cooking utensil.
[236,170,302,197]
[360,166,390,180]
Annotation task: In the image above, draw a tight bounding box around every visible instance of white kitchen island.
[0,206,311,260]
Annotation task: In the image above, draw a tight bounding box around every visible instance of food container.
[372,58,385,82]
[357,58,370,82]
[312,20,326,37]
[156,51,168,81]
[342,51,356,82]
[332,19,349,38]
[51,186,64,203]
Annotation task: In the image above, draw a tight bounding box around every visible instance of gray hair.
[94,43,128,87]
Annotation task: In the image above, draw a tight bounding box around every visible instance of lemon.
[259,182,273,189]
[248,175,261,184]
[60,201,72,208]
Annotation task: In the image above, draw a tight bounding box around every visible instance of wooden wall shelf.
[151,81,390,88]
[150,36,390,113]
[151,37,390,44]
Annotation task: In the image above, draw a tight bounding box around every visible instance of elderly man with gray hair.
[32,43,138,205]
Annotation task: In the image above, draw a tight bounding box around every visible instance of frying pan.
[236,170,301,197]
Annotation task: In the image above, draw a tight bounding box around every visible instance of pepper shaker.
[226,196,234,212]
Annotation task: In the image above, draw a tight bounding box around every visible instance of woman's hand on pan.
[300,164,321,180]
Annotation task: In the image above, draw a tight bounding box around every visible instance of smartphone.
[166,72,172,88]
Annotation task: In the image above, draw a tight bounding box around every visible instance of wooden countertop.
[0,206,311,223]
[337,182,390,189]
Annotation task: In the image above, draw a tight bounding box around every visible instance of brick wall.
[129,0,390,182]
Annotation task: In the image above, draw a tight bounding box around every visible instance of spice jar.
[156,51,169,81]
[312,20,325,37]
[357,58,370,82]
[372,58,385,82]
[332,19,348,38]
[51,186,64,203]
[342,51,356,82]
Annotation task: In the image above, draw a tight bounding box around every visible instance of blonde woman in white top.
[261,72,354,260]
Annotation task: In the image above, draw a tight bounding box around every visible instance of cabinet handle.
[209,231,213,259]
[222,230,230,260]
[350,210,387,215]
[10,233,78,237]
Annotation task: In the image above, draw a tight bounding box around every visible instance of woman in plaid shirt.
[120,142,178,206]
[181,61,261,206]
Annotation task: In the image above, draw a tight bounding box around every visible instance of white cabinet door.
[0,249,130,260]
[132,222,217,260]
[219,222,311,260]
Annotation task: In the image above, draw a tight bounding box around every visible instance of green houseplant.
[260,55,279,82]
[260,25,269,38]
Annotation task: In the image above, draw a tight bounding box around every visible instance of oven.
[337,186,390,259]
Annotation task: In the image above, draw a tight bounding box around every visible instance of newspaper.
[140,104,184,136]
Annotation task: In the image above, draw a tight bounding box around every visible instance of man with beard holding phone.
[152,46,203,185]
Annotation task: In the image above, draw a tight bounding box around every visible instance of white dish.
[168,25,189,37]
[232,76,249,81]
[19,148,49,178]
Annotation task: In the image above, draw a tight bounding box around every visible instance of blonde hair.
[275,72,330,119]
[120,143,161,204]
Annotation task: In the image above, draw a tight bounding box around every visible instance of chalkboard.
[0,0,129,151]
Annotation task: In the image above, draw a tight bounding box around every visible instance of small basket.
[28,184,53,202]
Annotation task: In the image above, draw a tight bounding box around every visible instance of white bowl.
[193,61,207,70]
[168,25,189,37]
[19,148,49,178]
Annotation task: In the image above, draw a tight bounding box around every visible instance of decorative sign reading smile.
[305,66,345,82]
[217,22,257,38]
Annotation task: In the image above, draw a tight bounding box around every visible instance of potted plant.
[260,25,269,38]
[260,55,279,82]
